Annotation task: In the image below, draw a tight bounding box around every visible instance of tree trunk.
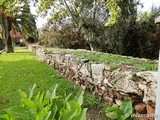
[137,40,142,58]
[5,34,13,53]
[88,42,94,51]
[3,17,14,53]
[63,0,79,26]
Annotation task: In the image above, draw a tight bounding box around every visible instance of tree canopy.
[0,0,37,52]
[34,0,160,58]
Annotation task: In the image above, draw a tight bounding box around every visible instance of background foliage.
[38,24,90,49]
[37,0,160,59]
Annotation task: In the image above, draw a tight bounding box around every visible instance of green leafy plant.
[83,94,101,109]
[38,24,89,50]
[105,100,134,120]
[0,84,87,120]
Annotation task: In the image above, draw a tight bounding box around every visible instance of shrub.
[39,24,90,50]
[122,12,159,59]
[105,100,134,120]
[105,7,160,59]
[26,36,38,43]
[0,84,87,120]
[83,94,101,109]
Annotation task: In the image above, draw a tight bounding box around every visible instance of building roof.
[155,16,160,24]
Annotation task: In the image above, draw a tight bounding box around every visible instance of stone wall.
[27,44,157,116]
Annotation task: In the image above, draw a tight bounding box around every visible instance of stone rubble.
[27,44,158,115]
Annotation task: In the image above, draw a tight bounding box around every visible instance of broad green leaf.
[52,98,65,112]
[50,105,57,120]
[21,99,36,111]
[42,98,50,107]
[67,101,81,115]
[60,109,78,120]
[65,93,72,101]
[120,100,133,118]
[105,104,119,112]
[0,114,12,120]
[18,90,27,99]
[106,111,119,119]
[0,0,4,5]
[50,84,58,101]
[44,90,50,99]
[43,104,52,113]
[28,83,36,100]
[120,114,129,120]
[43,111,51,120]
[36,111,48,120]
[105,104,119,119]
[1,84,87,120]
[36,104,52,120]
[39,92,45,105]
[4,107,33,120]
[75,108,87,120]
[73,91,84,105]
[35,91,41,101]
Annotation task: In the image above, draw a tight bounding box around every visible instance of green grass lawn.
[46,47,158,71]
[69,51,158,71]
[0,48,79,109]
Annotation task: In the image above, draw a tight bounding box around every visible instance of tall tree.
[106,0,139,25]
[17,0,37,40]
[0,0,19,52]
[37,0,109,51]
[0,0,37,53]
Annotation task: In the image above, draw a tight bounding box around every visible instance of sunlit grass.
[0,48,79,109]
[70,51,158,71]
[46,47,158,71]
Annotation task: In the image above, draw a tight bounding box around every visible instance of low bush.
[26,36,38,43]
[38,24,90,50]
[105,100,134,120]
[0,84,87,120]
[83,94,102,109]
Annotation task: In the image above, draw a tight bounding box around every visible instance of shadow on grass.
[0,59,79,109]
[14,51,31,54]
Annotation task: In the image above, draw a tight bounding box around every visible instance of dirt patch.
[0,96,9,105]
[87,109,107,120]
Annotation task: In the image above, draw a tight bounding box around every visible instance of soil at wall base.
[87,109,108,120]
